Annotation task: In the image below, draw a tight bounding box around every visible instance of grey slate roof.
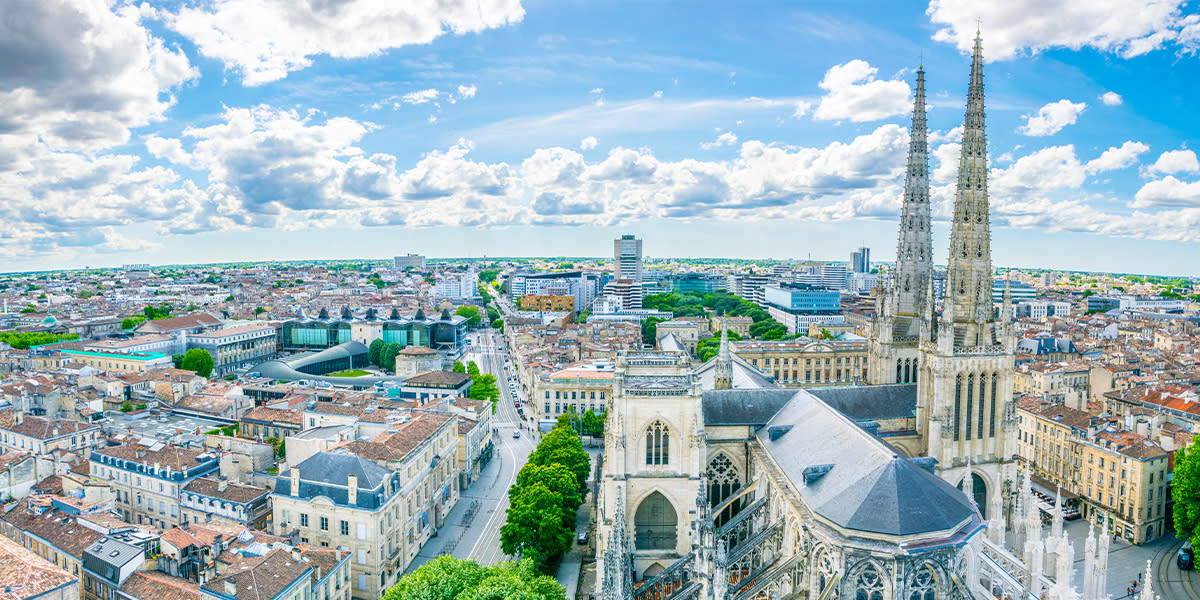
[806,384,917,421]
[83,537,144,584]
[275,451,399,510]
[701,389,798,426]
[757,389,978,537]
[695,354,776,390]
[1017,337,1078,356]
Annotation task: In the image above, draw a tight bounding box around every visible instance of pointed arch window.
[977,372,987,439]
[964,373,974,441]
[953,375,962,442]
[908,565,937,600]
[706,454,741,508]
[645,421,670,465]
[854,564,885,600]
[990,372,999,437]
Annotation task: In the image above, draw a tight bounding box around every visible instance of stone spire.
[714,322,733,390]
[1139,559,1155,600]
[889,65,933,330]
[943,30,996,347]
[1081,520,1096,600]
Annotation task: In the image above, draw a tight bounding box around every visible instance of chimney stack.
[217,478,228,492]
[290,468,300,497]
[224,579,237,596]
[14,412,22,426]
[347,474,358,505]
[291,547,302,562]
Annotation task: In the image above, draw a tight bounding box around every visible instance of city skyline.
[4,1,1200,274]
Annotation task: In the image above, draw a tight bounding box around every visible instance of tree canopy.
[383,556,565,600]
[456,305,483,328]
[1175,438,1200,549]
[180,348,215,377]
[0,331,79,349]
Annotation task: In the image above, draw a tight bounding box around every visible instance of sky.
[3,0,1200,275]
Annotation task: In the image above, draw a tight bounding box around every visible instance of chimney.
[14,412,22,426]
[291,547,302,562]
[347,474,358,505]
[224,579,237,596]
[290,468,300,497]
[217,478,228,492]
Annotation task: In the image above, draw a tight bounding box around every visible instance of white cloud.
[163,0,525,85]
[457,84,478,99]
[928,0,1193,60]
[1100,91,1123,106]
[793,101,813,119]
[580,136,598,150]
[928,126,964,145]
[402,89,440,105]
[1147,149,1200,175]
[700,132,738,150]
[813,60,911,122]
[1017,100,1087,136]
[653,90,664,99]
[1133,176,1200,208]
[1085,141,1150,174]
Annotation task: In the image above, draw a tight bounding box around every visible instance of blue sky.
[3,0,1200,274]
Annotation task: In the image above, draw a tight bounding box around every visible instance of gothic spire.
[889,65,933,328]
[944,31,995,347]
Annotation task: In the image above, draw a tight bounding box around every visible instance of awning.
[1030,474,1079,500]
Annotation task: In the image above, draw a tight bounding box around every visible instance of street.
[404,328,536,573]
[1151,537,1200,600]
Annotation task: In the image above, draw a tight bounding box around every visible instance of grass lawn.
[327,369,372,377]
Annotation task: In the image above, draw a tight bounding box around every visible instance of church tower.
[713,324,733,390]
[916,32,1017,517]
[868,65,932,385]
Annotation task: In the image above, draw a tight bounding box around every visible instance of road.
[1152,538,1200,600]
[403,328,536,572]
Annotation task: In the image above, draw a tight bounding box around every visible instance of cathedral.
[593,34,1111,600]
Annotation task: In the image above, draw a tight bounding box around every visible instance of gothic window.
[854,564,885,600]
[953,375,962,442]
[645,421,670,466]
[908,565,937,600]
[977,372,987,439]
[816,549,838,595]
[964,373,974,441]
[896,361,903,383]
[634,492,677,550]
[990,372,998,436]
[706,454,742,519]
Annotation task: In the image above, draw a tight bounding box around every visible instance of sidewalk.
[557,484,594,599]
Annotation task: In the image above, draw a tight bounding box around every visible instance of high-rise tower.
[613,234,643,282]
[867,66,931,384]
[915,32,1017,520]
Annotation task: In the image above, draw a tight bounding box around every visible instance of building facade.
[89,442,220,528]
[186,325,277,376]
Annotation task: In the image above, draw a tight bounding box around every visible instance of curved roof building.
[252,341,406,387]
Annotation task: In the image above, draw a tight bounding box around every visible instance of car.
[576,530,589,545]
[1180,541,1194,570]
[512,430,521,439]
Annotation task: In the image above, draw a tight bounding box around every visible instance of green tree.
[380,342,403,372]
[512,462,582,519]
[696,330,741,362]
[492,319,504,331]
[500,483,574,573]
[0,332,79,349]
[452,361,467,373]
[641,317,664,346]
[456,306,483,328]
[574,310,591,324]
[528,426,590,495]
[1175,438,1200,549]
[478,269,501,284]
[368,339,385,367]
[143,303,173,320]
[582,409,605,437]
[171,353,185,368]
[121,315,146,330]
[468,373,500,402]
[383,557,564,600]
[254,306,267,315]
[180,348,215,377]
[467,361,481,376]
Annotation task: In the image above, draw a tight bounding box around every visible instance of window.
[320,516,329,530]
[645,421,669,465]
[908,565,937,600]
[340,520,349,535]
[633,492,677,550]
[854,565,885,600]
[953,375,962,441]
[301,513,309,527]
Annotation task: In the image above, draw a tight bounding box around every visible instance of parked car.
[577,530,589,545]
[1180,541,1194,570]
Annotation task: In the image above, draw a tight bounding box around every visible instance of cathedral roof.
[695,352,775,390]
[701,389,797,426]
[757,389,979,537]
[806,384,917,422]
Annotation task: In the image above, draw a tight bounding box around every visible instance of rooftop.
[0,531,76,599]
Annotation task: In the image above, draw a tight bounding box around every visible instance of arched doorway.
[634,492,678,550]
[956,472,988,518]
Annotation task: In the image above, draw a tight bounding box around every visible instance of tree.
[575,310,591,324]
[0,332,79,349]
[143,304,172,320]
[492,319,504,331]
[121,315,146,330]
[452,361,466,373]
[368,339,385,367]
[696,330,741,362]
[641,317,664,346]
[254,306,267,315]
[500,483,574,573]
[171,353,185,368]
[582,409,605,437]
[468,373,500,402]
[512,462,582,519]
[467,361,481,376]
[456,306,483,328]
[180,348,215,377]
[383,557,564,600]
[120,400,133,412]
[1176,438,1200,549]
[380,342,403,372]
[528,426,590,495]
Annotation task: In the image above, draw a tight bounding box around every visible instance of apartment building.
[335,412,460,569]
[90,442,220,528]
[0,412,101,455]
[731,339,868,387]
[186,324,278,376]
[519,294,576,314]
[0,500,104,595]
[1013,361,1090,395]
[534,363,614,422]
[199,547,325,600]
[273,452,403,600]
[1015,398,1170,544]
[180,477,272,529]
[0,533,76,600]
